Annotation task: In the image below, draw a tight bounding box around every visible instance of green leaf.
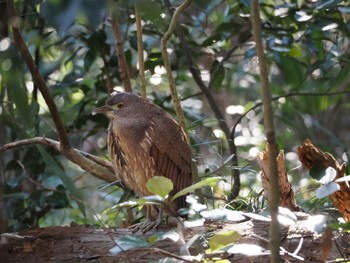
[36,146,86,217]
[138,195,164,205]
[110,236,150,255]
[46,185,71,209]
[136,0,165,27]
[171,177,220,202]
[148,230,180,245]
[146,176,173,198]
[210,60,226,88]
[107,195,164,213]
[288,45,302,58]
[208,230,240,252]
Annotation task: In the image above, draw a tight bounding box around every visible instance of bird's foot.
[129,217,163,233]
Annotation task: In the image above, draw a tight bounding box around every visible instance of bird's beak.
[92,105,113,115]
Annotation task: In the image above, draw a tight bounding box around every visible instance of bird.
[92,92,193,232]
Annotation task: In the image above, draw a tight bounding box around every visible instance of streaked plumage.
[93,92,192,228]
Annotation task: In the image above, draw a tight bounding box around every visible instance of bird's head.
[92,92,142,119]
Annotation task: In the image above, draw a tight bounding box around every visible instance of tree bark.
[1,215,349,262]
[257,146,300,211]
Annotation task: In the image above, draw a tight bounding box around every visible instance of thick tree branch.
[111,17,132,93]
[6,0,70,151]
[135,5,146,98]
[0,137,115,183]
[160,0,191,133]
[251,0,281,261]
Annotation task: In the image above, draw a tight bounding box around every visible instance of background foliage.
[1,0,350,232]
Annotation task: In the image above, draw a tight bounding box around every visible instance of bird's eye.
[116,102,124,109]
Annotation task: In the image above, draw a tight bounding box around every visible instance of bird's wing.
[148,115,192,208]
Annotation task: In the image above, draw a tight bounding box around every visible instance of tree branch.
[0,137,115,183]
[111,16,132,93]
[5,0,117,184]
[160,0,191,133]
[251,0,281,261]
[164,0,241,200]
[6,0,70,151]
[135,5,146,98]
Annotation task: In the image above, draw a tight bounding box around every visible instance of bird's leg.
[152,206,163,229]
[129,205,164,233]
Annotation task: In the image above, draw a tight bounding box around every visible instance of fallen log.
[1,213,349,262]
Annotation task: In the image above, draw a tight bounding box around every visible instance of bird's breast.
[108,120,156,197]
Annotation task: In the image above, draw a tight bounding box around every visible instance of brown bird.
[93,92,192,231]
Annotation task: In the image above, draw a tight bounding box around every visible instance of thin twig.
[161,0,205,202]
[160,0,192,133]
[111,16,132,93]
[164,0,241,200]
[135,5,146,98]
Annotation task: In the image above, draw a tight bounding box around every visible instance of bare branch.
[111,17,132,93]
[160,0,192,133]
[164,0,241,200]
[6,0,70,151]
[135,5,146,98]
[0,137,116,183]
[251,0,281,261]
[4,0,118,184]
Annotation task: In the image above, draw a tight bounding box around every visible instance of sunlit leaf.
[138,195,164,204]
[200,209,245,222]
[227,244,265,256]
[148,230,180,245]
[319,167,337,184]
[208,230,240,252]
[243,212,271,222]
[110,236,150,255]
[289,45,302,58]
[315,182,340,199]
[171,177,220,202]
[184,218,205,228]
[146,176,173,198]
